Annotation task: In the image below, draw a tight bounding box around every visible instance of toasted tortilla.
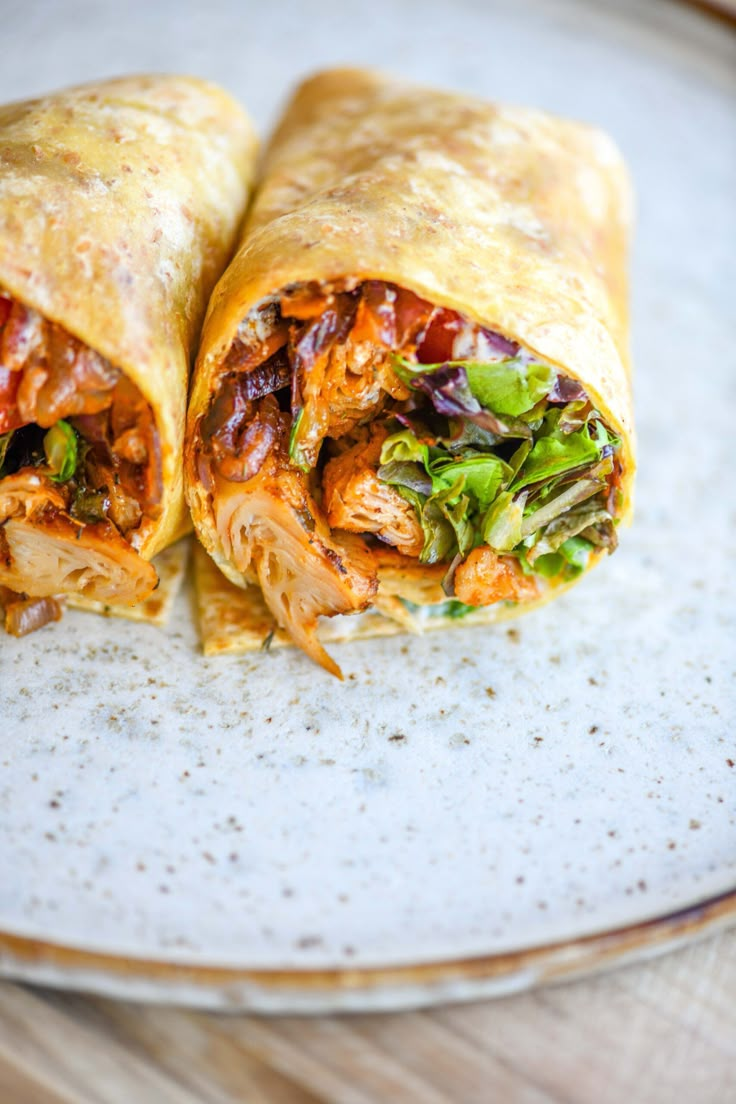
[193,539,585,657]
[192,540,400,655]
[187,68,634,663]
[0,74,257,567]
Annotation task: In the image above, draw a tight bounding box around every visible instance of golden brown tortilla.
[0,74,257,564]
[192,538,582,657]
[187,67,634,665]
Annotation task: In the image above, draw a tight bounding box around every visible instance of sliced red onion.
[548,375,587,403]
[480,327,520,357]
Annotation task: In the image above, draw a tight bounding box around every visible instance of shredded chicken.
[322,428,424,557]
[284,281,436,466]
[0,468,157,604]
[0,469,67,524]
[1,512,156,604]
[0,295,160,524]
[212,397,377,677]
[0,292,163,627]
[453,547,539,607]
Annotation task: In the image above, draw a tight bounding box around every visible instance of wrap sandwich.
[0,75,256,635]
[187,68,634,677]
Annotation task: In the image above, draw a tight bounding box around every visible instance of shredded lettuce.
[376,354,620,585]
[393,354,556,419]
[400,597,479,619]
[481,491,525,552]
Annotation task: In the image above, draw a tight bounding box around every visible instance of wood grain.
[1,928,734,1103]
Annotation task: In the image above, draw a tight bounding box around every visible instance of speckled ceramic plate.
[0,0,734,1012]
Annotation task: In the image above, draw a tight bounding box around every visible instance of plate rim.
[1,887,734,1011]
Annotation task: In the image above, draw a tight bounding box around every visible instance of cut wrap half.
[0,75,256,635]
[187,68,634,677]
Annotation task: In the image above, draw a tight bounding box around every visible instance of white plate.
[0,0,734,1011]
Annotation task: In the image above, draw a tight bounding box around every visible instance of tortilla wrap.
[0,74,256,634]
[187,68,634,675]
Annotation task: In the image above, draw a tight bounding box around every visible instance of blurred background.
[1,0,733,133]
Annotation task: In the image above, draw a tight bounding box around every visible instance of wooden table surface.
[1,926,734,1104]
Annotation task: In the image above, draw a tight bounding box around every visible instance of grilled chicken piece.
[306,340,388,445]
[0,294,164,632]
[288,283,427,467]
[212,399,377,677]
[453,546,538,606]
[322,428,424,557]
[0,469,157,604]
[0,469,67,523]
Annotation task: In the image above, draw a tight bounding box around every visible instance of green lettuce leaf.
[380,428,431,468]
[464,359,556,416]
[429,483,474,560]
[512,425,601,491]
[528,505,611,559]
[481,491,525,552]
[390,483,456,565]
[518,535,595,580]
[43,421,78,483]
[380,430,510,513]
[400,597,479,619]
[393,354,556,417]
[418,477,474,563]
[521,479,602,538]
[559,536,595,572]
[376,459,432,496]
[429,454,509,513]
